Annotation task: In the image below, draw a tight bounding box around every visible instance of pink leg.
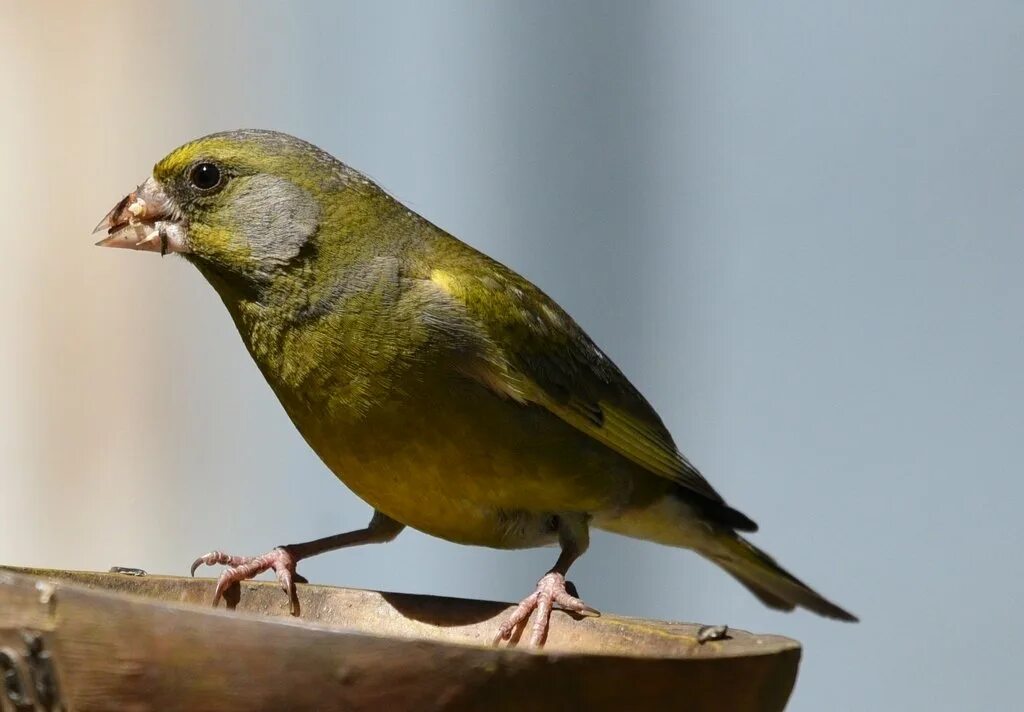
[190,511,404,616]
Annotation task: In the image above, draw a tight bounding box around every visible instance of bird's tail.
[705,533,858,622]
[595,494,857,621]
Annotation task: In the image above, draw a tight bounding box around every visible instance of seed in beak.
[128,198,147,220]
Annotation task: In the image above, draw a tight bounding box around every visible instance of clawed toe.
[493,572,598,648]
[189,546,302,616]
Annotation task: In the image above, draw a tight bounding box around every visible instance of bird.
[95,129,856,646]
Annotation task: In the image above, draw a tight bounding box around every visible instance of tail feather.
[594,494,857,621]
[710,534,858,622]
[729,573,796,612]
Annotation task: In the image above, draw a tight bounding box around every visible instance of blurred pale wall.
[2,2,1022,710]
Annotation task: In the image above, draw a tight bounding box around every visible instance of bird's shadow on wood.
[379,591,509,627]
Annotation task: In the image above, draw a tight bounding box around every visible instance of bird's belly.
[336,458,561,549]
[317,429,575,549]
[288,377,636,548]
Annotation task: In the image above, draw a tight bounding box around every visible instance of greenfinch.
[96,130,855,645]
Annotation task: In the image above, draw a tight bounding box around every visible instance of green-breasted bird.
[96,130,856,645]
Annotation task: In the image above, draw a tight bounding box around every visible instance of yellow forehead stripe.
[154,137,239,178]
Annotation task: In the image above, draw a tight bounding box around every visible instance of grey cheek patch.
[231,174,321,267]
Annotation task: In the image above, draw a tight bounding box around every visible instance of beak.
[94,177,188,254]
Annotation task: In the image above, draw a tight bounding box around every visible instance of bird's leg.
[190,510,404,616]
[493,515,598,647]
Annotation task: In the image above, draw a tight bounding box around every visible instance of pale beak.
[94,177,189,254]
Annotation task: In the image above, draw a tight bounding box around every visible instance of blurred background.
[2,1,1021,709]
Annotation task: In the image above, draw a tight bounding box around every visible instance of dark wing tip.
[721,504,758,533]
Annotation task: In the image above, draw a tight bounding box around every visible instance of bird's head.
[95,130,372,287]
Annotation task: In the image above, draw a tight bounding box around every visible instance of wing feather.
[423,251,723,504]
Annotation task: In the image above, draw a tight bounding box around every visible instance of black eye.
[189,162,222,191]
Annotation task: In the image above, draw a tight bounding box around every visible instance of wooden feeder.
[0,567,800,711]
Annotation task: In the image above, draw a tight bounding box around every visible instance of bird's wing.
[422,246,724,504]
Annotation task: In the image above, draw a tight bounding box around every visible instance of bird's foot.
[492,571,599,647]
[190,547,306,616]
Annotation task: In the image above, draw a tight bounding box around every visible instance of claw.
[287,584,300,617]
[190,550,235,577]
[190,555,206,577]
[187,546,302,615]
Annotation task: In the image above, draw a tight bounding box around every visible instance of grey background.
[2,2,1021,710]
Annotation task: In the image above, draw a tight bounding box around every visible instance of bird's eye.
[189,162,223,191]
